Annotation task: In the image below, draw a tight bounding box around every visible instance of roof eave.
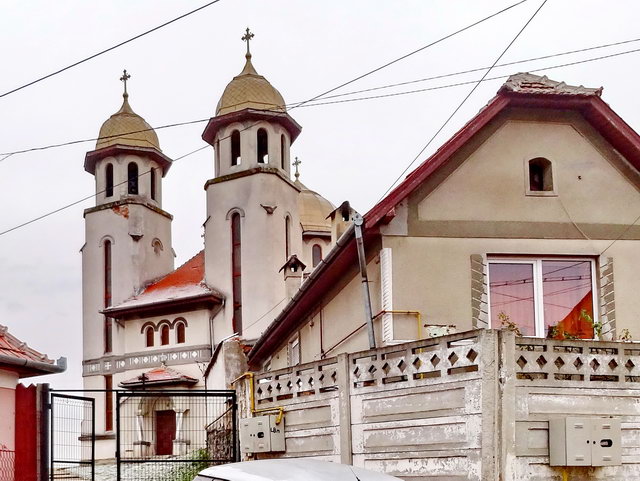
[103,292,223,319]
[0,354,66,378]
[202,109,302,145]
[84,144,173,177]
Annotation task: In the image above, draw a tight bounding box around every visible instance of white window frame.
[288,335,300,366]
[487,257,598,338]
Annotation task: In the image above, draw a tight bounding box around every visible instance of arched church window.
[280,134,286,169]
[231,213,243,334]
[145,326,154,347]
[312,244,322,267]
[257,128,268,164]
[231,130,241,166]
[160,324,170,346]
[105,164,114,197]
[103,239,113,354]
[176,321,186,344]
[150,168,156,200]
[127,162,138,195]
[285,216,291,260]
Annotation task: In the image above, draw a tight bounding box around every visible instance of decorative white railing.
[254,358,340,404]
[349,331,482,390]
[514,337,640,385]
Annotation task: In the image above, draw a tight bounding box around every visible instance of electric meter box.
[239,415,285,454]
[549,417,621,467]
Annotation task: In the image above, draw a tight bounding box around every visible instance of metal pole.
[353,213,376,349]
[39,384,50,481]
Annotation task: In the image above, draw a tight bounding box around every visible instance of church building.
[80,31,335,459]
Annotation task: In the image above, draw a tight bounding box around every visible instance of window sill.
[525,190,557,197]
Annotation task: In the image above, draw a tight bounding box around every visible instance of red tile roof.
[119,365,198,388]
[0,324,53,363]
[0,324,64,377]
[104,251,223,316]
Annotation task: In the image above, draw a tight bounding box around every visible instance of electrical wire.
[302,36,640,103]
[0,3,531,238]
[6,41,640,159]
[377,0,546,202]
[1,0,527,158]
[0,0,224,99]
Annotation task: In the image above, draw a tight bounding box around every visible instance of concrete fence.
[237,330,640,480]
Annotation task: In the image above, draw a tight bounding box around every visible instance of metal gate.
[50,393,95,480]
[116,390,237,481]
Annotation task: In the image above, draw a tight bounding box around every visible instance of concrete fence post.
[479,329,499,480]
[337,353,353,465]
[498,330,517,481]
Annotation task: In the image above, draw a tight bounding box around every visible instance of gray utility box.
[549,417,621,466]
[239,415,286,454]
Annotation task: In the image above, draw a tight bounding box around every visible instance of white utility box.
[239,415,285,454]
[549,417,621,466]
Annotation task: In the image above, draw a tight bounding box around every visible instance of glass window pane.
[542,260,593,339]
[489,263,535,336]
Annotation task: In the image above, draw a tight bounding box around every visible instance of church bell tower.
[202,30,303,341]
[81,71,175,433]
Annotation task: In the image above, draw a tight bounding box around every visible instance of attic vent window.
[527,157,554,194]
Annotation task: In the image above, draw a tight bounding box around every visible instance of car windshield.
[193,476,226,481]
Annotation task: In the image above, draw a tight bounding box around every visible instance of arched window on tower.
[257,128,268,164]
[285,216,291,260]
[103,239,112,354]
[150,168,156,200]
[312,244,322,267]
[231,213,243,334]
[145,326,154,347]
[105,164,114,197]
[280,134,286,170]
[160,324,170,346]
[231,130,241,166]
[128,162,138,195]
[176,321,186,344]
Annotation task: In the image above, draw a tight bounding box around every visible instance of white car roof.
[197,459,401,481]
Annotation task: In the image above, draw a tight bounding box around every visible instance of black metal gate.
[50,393,95,480]
[116,390,237,481]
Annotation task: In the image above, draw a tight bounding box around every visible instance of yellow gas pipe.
[231,372,285,424]
[372,310,423,339]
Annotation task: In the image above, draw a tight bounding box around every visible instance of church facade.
[81,33,335,459]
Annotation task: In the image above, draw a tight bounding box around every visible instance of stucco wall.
[0,370,18,450]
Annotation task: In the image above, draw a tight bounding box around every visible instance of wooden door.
[155,410,176,455]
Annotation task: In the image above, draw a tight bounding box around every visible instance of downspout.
[353,213,376,350]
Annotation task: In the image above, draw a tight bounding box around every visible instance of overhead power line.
[0,2,525,238]
[311,36,640,103]
[0,0,223,99]
[5,38,640,159]
[378,0,546,201]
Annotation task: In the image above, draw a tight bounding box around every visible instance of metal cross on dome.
[242,28,254,56]
[293,157,301,180]
[120,69,131,96]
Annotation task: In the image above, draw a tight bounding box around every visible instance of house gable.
[409,109,640,239]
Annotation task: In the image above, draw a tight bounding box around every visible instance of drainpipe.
[353,213,376,350]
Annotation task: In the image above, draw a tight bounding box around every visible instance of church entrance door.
[155,410,176,455]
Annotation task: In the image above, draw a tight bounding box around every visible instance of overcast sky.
[2,0,640,388]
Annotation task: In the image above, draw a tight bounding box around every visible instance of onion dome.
[96,71,160,150]
[215,31,286,116]
[296,179,335,235]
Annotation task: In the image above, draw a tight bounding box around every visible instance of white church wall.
[0,370,18,450]
[82,204,173,361]
[216,121,291,178]
[124,309,212,354]
[205,170,302,344]
[301,236,332,273]
[94,154,163,206]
